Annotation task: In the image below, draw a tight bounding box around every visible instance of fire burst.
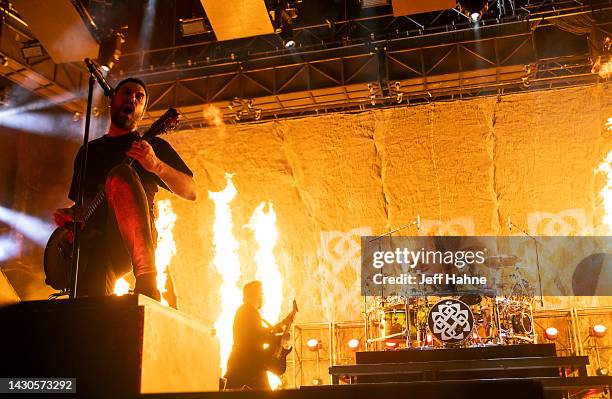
[209,174,242,376]
[154,199,177,306]
[247,202,281,323]
[597,150,612,233]
[247,201,283,389]
[114,199,178,306]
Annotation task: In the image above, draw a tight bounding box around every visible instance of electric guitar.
[43,108,181,291]
[267,299,299,376]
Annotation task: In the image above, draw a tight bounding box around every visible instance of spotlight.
[592,324,607,338]
[306,338,320,351]
[0,206,54,246]
[458,0,488,22]
[311,378,322,385]
[0,55,8,67]
[72,112,82,122]
[283,38,296,49]
[98,31,125,72]
[347,338,360,351]
[272,2,298,48]
[545,327,559,341]
[596,367,609,376]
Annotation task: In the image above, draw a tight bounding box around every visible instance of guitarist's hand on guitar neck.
[126,138,197,202]
[277,299,298,329]
[126,140,162,174]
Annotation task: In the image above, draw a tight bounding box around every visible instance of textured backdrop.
[4,83,612,324]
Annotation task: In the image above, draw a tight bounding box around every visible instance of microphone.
[507,215,512,231]
[84,58,114,98]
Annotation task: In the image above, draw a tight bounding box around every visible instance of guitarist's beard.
[111,101,144,131]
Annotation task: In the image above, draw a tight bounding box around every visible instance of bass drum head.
[427,298,474,345]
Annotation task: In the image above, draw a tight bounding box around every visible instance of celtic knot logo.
[428,299,473,343]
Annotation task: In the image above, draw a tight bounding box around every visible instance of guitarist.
[225,280,297,390]
[52,78,196,300]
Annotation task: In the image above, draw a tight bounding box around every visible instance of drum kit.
[365,254,536,350]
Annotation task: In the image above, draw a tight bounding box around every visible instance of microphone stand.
[68,60,113,299]
[508,217,544,307]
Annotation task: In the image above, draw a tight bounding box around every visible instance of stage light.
[136,0,158,50]
[272,3,299,48]
[180,18,211,37]
[458,0,488,22]
[283,38,296,49]
[0,111,81,138]
[592,324,607,338]
[385,341,397,349]
[596,367,609,376]
[311,378,322,385]
[307,338,320,351]
[98,31,125,72]
[0,206,54,246]
[0,235,20,262]
[544,327,559,341]
[347,338,360,351]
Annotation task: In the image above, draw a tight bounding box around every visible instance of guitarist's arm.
[126,140,197,201]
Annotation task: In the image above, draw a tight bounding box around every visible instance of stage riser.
[355,344,559,382]
[140,380,544,399]
[0,295,219,397]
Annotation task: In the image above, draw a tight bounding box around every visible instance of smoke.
[202,105,226,138]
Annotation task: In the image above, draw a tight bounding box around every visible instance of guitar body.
[267,299,298,376]
[43,227,73,290]
[269,346,292,375]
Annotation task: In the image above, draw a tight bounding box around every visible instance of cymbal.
[485,254,518,268]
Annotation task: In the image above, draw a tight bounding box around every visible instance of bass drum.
[427,298,474,345]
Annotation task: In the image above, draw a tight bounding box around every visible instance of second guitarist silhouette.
[224,280,297,390]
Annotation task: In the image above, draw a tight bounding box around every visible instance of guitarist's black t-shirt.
[68,131,192,224]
